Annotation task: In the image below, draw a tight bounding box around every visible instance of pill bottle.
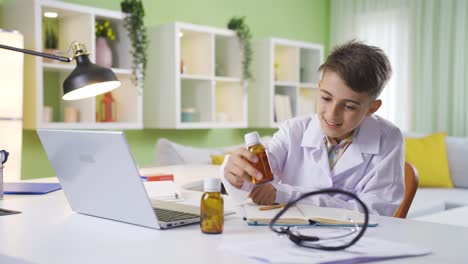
[200,177,224,234]
[244,131,274,185]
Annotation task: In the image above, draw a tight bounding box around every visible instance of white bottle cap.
[204,177,221,192]
[244,131,261,147]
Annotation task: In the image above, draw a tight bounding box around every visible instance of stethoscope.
[269,188,369,251]
[1,150,8,196]
[0,150,8,165]
[0,150,8,167]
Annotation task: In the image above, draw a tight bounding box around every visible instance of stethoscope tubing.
[269,188,369,251]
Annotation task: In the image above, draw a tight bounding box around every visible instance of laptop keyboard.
[153,207,199,222]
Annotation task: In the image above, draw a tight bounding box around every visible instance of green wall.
[3,0,330,179]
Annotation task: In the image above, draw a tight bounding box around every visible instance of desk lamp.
[0,40,121,183]
[0,41,121,100]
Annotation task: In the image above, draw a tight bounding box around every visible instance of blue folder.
[3,182,62,195]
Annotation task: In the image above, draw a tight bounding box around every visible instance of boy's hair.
[319,40,392,98]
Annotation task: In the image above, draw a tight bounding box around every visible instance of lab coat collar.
[300,115,381,177]
[355,116,380,154]
[301,114,380,155]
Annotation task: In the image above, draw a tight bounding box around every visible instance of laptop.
[37,129,200,229]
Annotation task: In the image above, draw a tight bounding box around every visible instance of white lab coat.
[221,114,405,216]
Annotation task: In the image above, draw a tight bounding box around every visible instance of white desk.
[1,165,468,264]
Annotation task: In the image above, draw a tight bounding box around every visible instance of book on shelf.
[283,94,293,120]
[274,94,293,123]
[243,203,378,227]
[298,96,316,116]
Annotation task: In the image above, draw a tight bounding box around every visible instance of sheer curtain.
[330,0,411,132]
[330,0,468,136]
[411,0,468,136]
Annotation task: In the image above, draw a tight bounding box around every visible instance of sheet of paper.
[219,233,431,264]
[143,181,183,202]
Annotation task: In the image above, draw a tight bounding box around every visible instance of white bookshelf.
[3,0,142,129]
[249,38,324,128]
[144,22,247,129]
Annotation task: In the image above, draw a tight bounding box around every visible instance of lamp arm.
[0,44,71,63]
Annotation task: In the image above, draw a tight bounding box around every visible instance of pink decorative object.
[95,37,112,68]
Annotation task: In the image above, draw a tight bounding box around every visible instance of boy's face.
[317,71,381,141]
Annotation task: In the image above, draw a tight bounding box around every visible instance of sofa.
[155,135,468,226]
[406,135,468,226]
[154,137,271,166]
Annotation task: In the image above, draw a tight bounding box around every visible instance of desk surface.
[1,165,468,264]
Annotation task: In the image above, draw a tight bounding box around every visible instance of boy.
[221,40,404,216]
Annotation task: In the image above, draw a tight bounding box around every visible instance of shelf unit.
[144,22,247,129]
[249,38,324,128]
[3,0,142,129]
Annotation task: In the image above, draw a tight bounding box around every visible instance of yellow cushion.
[405,132,453,188]
[210,154,228,165]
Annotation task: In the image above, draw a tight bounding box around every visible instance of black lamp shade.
[62,54,121,100]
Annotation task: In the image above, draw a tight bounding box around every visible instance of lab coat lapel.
[301,115,332,179]
[316,147,332,178]
[332,116,380,176]
[332,143,363,176]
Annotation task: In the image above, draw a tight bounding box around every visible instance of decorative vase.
[95,37,112,68]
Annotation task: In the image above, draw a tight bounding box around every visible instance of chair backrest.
[394,162,419,218]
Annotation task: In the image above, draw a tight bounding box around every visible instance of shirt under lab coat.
[221,114,405,216]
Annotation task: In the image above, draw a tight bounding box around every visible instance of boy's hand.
[249,183,276,205]
[224,147,263,188]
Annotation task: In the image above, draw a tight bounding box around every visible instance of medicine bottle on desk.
[200,177,224,234]
[245,132,274,185]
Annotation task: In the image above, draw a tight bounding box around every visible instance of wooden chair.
[394,162,419,218]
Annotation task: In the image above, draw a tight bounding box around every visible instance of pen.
[258,204,285,211]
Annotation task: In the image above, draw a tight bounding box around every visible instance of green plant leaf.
[121,0,148,85]
[227,16,253,81]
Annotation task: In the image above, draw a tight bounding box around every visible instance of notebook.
[36,129,200,229]
[243,203,378,227]
[3,182,61,195]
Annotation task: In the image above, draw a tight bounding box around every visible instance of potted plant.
[121,0,148,88]
[43,21,59,63]
[227,16,253,82]
[95,20,116,68]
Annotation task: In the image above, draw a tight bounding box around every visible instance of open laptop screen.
[37,129,162,229]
